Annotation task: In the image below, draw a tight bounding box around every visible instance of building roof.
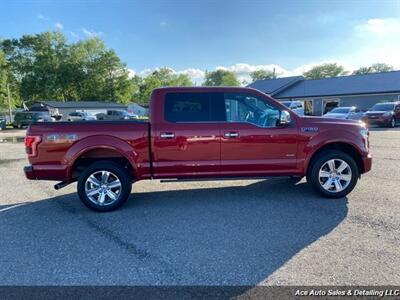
[248,71,400,99]
[247,76,303,95]
[32,101,127,109]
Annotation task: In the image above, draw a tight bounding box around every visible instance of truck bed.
[26,121,151,181]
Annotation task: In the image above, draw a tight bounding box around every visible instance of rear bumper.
[24,164,69,181]
[24,166,36,179]
[362,153,372,173]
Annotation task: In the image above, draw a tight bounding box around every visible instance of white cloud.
[355,18,400,35]
[178,68,205,79]
[127,69,136,79]
[160,21,168,27]
[350,18,400,70]
[37,14,50,22]
[81,27,103,38]
[54,22,64,30]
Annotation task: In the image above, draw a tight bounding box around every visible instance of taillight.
[25,135,41,157]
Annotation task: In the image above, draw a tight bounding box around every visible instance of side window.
[107,111,113,116]
[224,93,281,127]
[164,92,224,122]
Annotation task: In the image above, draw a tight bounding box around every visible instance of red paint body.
[24,87,372,183]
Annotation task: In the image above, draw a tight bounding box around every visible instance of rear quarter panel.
[27,121,150,181]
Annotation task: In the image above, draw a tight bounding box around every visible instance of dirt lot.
[0,128,399,285]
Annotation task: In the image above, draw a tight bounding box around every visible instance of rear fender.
[64,135,139,181]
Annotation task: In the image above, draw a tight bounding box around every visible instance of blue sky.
[1,0,400,83]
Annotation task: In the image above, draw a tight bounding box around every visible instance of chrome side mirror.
[279,110,291,126]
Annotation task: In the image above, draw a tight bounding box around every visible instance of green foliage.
[202,69,240,86]
[134,68,193,104]
[352,63,393,75]
[303,63,348,80]
[250,69,276,82]
[0,49,20,110]
[1,32,133,105]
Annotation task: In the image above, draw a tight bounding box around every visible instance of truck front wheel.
[77,161,132,212]
[308,150,359,198]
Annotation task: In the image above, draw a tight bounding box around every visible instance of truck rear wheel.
[77,161,132,212]
[308,150,359,198]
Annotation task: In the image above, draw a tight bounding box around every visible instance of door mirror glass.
[279,110,291,126]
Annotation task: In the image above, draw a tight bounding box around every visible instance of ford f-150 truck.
[24,87,372,211]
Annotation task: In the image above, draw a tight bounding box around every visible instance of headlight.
[383,111,392,116]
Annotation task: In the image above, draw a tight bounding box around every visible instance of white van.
[281,101,304,116]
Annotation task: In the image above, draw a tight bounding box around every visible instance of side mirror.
[279,110,291,126]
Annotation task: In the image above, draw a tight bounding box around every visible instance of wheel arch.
[305,141,365,177]
[65,135,139,181]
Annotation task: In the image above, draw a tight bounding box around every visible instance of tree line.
[0,31,396,109]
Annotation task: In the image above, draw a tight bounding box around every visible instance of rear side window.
[164,92,225,122]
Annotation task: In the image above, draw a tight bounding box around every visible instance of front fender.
[64,135,139,180]
[302,129,365,174]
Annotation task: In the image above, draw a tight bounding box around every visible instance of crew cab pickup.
[24,87,372,211]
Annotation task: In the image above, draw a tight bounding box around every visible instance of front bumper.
[362,153,372,173]
[362,117,390,126]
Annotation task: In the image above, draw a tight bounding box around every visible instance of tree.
[303,63,348,79]
[0,51,8,109]
[134,67,193,104]
[250,69,276,82]
[0,49,20,110]
[352,63,393,75]
[1,31,134,105]
[202,69,240,86]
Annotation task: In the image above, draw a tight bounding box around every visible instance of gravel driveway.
[0,128,399,286]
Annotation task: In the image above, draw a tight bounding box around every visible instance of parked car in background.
[96,110,138,121]
[323,107,364,120]
[0,116,6,130]
[67,112,97,122]
[361,102,400,128]
[13,111,55,128]
[280,101,304,116]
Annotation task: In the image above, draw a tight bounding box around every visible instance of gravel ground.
[0,128,399,286]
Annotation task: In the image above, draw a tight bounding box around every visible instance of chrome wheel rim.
[319,159,352,193]
[392,118,395,127]
[85,171,121,206]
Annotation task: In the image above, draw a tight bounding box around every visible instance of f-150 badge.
[301,127,319,132]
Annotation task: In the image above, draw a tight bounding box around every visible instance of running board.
[160,176,296,183]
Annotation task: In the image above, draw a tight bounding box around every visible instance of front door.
[152,92,224,178]
[220,92,298,176]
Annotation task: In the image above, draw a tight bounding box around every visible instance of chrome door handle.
[224,132,239,138]
[160,133,175,139]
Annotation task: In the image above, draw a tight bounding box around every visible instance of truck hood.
[299,116,363,127]
[322,113,348,119]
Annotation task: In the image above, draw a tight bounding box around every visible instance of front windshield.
[329,108,351,114]
[371,103,395,111]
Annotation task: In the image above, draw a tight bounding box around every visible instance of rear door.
[152,92,224,178]
[220,92,298,176]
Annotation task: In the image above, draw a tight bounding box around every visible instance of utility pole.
[7,83,12,123]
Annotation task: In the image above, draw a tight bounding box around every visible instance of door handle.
[224,132,239,138]
[160,132,175,139]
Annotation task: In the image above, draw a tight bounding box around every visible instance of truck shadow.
[0,179,347,286]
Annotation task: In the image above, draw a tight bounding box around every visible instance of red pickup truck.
[24,87,372,211]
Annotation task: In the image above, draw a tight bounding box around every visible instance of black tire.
[77,161,132,212]
[307,150,359,198]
